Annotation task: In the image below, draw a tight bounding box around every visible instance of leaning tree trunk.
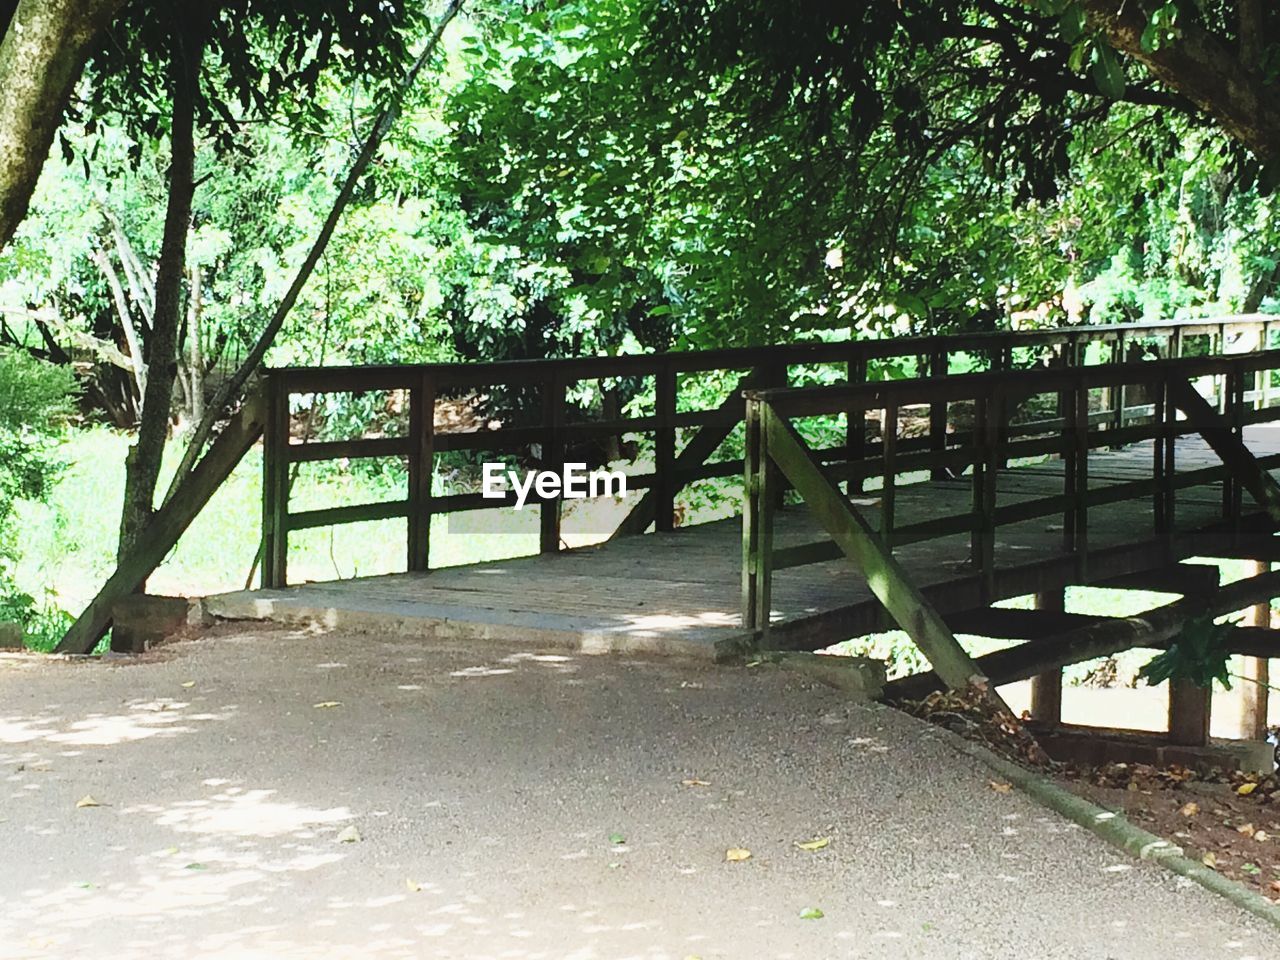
[117,22,205,562]
[0,0,124,250]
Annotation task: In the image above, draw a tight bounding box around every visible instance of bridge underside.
[206,429,1280,660]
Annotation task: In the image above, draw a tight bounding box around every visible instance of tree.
[443,0,1279,350]
[0,0,124,250]
[71,0,426,558]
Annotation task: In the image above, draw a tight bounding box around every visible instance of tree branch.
[163,0,465,502]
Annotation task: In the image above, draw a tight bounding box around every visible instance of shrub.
[0,349,77,647]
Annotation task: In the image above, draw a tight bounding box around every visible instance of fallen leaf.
[1238,782,1258,796]
[798,907,824,920]
[988,781,1011,793]
[181,681,195,688]
[74,881,95,889]
[1237,823,1256,838]
[795,837,831,852]
[681,779,711,787]
[1201,851,1217,869]
[608,832,626,845]
[313,701,342,709]
[1241,862,1262,876]
[336,825,361,844]
[725,847,752,862]
[405,879,423,893]
[1179,802,1200,817]
[184,862,207,871]
[1254,830,1269,842]
[75,795,101,808]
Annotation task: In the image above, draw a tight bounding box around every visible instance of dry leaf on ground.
[795,837,831,851]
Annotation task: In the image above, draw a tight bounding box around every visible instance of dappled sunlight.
[0,699,232,748]
[149,788,353,839]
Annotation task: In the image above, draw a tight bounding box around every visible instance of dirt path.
[1,624,1276,959]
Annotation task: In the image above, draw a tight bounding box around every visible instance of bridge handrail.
[260,313,1280,588]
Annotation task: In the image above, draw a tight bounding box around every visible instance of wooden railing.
[260,314,1280,589]
[740,347,1280,690]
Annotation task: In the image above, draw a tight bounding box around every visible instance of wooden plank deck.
[205,428,1280,659]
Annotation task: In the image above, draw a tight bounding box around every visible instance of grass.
[12,425,677,649]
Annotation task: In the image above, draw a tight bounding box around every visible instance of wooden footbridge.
[60,315,1280,748]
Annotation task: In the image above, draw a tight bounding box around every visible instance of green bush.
[0,349,77,648]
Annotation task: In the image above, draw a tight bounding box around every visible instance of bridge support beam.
[1029,589,1065,727]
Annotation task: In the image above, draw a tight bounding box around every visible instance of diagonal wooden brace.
[55,391,267,654]
[1167,377,1280,524]
[759,403,998,699]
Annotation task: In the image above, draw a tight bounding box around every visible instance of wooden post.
[654,363,677,533]
[1240,560,1272,741]
[741,397,774,633]
[1112,334,1127,434]
[1168,678,1212,747]
[407,371,435,572]
[970,396,994,585]
[1074,379,1090,580]
[262,375,290,588]
[847,351,866,494]
[881,401,897,544]
[979,392,1000,602]
[1030,589,1066,727]
[540,372,565,552]
[1153,377,1167,536]
[929,350,947,481]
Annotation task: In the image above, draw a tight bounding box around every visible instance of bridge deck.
[207,429,1280,658]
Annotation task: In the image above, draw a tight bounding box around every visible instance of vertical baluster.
[929,350,948,481]
[847,351,866,495]
[407,371,435,572]
[1153,376,1167,536]
[262,374,290,588]
[654,363,677,532]
[881,401,898,544]
[540,372,565,552]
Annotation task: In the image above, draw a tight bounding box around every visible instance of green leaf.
[1058,3,1086,43]
[799,907,825,920]
[1091,44,1125,99]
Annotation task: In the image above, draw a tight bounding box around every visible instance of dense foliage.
[0,348,76,643]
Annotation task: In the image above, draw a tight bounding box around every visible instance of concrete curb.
[945,733,1280,932]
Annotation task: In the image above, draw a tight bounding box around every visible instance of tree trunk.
[117,22,205,562]
[0,0,124,250]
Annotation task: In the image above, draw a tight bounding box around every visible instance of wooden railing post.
[929,349,948,480]
[262,374,290,588]
[970,395,995,591]
[654,361,677,532]
[1152,376,1167,537]
[741,396,774,633]
[540,372,566,552]
[881,401,898,544]
[407,371,435,572]
[1071,378,1089,579]
[846,351,866,494]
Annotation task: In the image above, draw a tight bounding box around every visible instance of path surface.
[1,625,1275,959]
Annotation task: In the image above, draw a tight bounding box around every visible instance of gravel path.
[1,624,1275,959]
